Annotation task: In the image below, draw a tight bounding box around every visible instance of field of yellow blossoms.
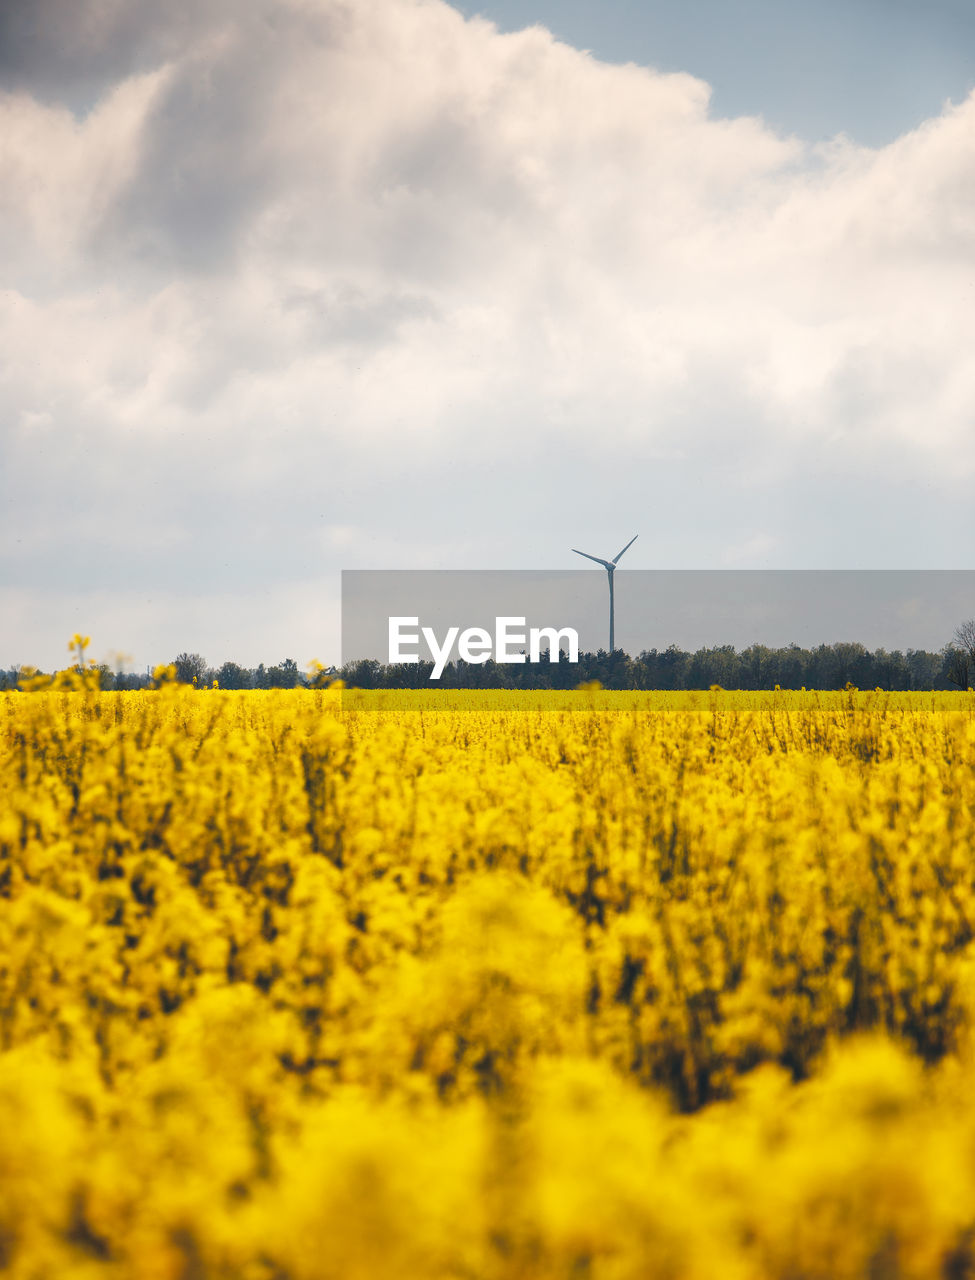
[3,660,975,1278]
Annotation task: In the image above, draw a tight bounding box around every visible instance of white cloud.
[2,0,973,667]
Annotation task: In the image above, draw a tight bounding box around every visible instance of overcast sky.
[2,0,974,671]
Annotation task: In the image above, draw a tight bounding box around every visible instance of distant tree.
[173,653,210,685]
[345,659,381,688]
[114,670,150,691]
[789,643,810,686]
[943,647,969,689]
[739,644,774,690]
[941,619,975,688]
[217,661,251,690]
[658,644,689,690]
[906,648,941,690]
[955,620,975,664]
[688,645,738,689]
[94,663,115,690]
[265,658,300,689]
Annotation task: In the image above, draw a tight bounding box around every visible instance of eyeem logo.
[389,616,580,680]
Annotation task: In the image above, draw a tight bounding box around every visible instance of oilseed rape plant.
[2,656,975,1277]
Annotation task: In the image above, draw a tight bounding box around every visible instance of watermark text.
[388,616,579,679]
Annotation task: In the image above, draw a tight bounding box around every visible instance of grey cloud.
[282,284,439,346]
[0,0,242,104]
[89,27,287,271]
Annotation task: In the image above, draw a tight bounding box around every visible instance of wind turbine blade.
[612,534,638,565]
[572,548,614,570]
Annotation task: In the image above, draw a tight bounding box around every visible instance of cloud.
[2,0,973,667]
[0,0,240,103]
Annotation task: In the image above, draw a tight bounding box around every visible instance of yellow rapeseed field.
[3,656,975,1278]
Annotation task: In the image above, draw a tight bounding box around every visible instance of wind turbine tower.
[572,535,638,653]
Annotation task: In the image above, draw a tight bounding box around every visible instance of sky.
[2,0,974,672]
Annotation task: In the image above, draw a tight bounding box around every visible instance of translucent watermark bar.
[342,570,975,673]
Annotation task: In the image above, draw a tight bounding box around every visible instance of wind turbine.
[572,535,638,653]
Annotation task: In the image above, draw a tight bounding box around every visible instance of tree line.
[5,631,973,692]
[340,639,973,691]
[0,653,304,692]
